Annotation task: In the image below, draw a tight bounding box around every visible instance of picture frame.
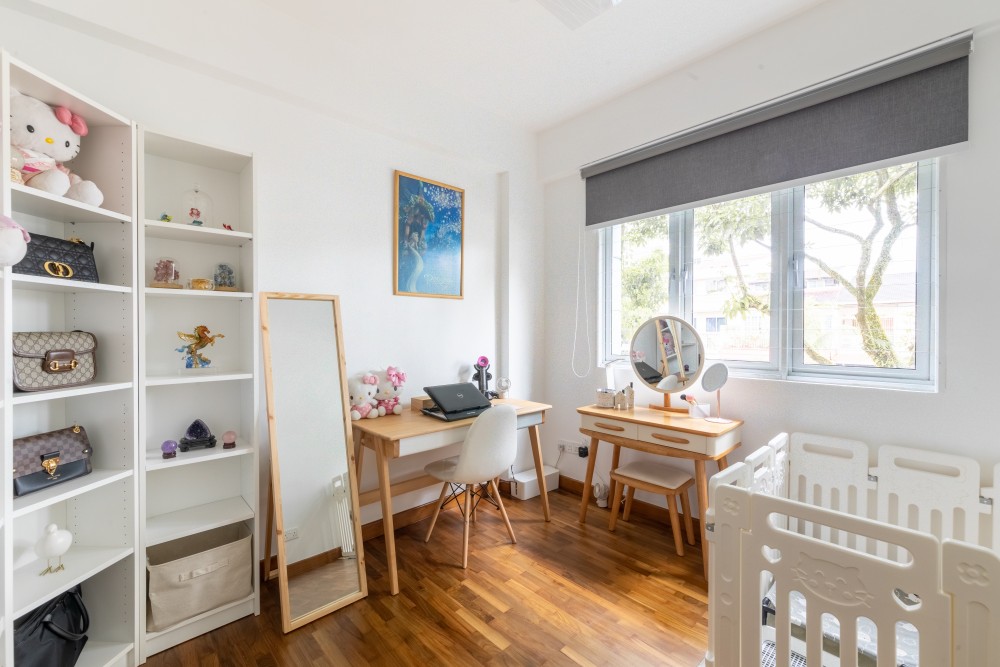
[393,170,464,298]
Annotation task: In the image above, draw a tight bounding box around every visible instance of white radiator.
[331,473,356,558]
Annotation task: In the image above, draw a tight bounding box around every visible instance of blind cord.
[571,228,593,378]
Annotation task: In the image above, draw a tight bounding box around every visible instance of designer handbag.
[13,233,99,283]
[13,425,93,497]
[13,331,97,391]
[14,585,89,667]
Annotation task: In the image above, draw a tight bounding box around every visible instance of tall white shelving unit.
[0,54,139,667]
[137,130,258,660]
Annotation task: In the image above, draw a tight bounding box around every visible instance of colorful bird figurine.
[158,212,173,222]
[176,325,225,368]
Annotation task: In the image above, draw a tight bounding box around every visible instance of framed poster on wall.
[393,170,464,299]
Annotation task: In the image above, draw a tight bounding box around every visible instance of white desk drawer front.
[637,424,741,455]
[581,415,637,440]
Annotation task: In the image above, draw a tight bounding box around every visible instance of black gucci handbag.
[12,425,94,497]
[13,233,99,283]
[14,585,89,667]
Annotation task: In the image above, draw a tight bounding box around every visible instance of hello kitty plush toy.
[374,366,406,416]
[349,374,380,420]
[9,91,104,207]
[0,214,29,267]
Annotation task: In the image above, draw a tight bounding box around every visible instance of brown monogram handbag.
[12,331,97,391]
[13,425,93,497]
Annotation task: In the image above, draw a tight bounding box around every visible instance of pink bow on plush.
[362,374,378,385]
[386,366,406,388]
[54,106,89,137]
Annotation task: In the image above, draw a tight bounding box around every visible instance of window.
[602,160,936,386]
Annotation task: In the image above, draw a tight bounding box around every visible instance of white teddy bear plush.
[9,91,104,207]
[348,374,380,420]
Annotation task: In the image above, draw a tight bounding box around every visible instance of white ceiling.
[256,0,829,131]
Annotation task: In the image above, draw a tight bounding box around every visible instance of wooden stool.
[609,461,696,556]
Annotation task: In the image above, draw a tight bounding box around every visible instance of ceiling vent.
[535,0,622,30]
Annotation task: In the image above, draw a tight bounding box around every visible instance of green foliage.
[620,250,668,347]
[697,195,770,256]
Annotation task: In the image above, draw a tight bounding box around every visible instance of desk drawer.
[581,415,637,440]
[637,424,741,456]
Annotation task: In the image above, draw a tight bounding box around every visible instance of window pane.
[692,194,772,362]
[800,163,919,369]
[607,215,670,356]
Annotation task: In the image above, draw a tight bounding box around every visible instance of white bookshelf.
[137,129,258,661]
[1,52,139,667]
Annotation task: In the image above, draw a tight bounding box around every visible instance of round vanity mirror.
[629,316,705,393]
[701,362,733,423]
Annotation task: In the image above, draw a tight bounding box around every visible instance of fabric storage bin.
[146,522,252,631]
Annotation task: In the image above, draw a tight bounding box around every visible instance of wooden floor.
[146,489,709,666]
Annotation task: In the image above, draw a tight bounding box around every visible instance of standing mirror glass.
[629,315,705,394]
[260,293,366,633]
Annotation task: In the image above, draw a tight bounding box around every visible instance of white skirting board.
[509,466,560,500]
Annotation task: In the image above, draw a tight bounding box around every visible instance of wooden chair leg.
[490,479,516,544]
[472,484,478,524]
[623,487,636,521]
[666,494,684,556]
[424,482,450,543]
[462,483,472,568]
[679,489,696,545]
[608,478,626,531]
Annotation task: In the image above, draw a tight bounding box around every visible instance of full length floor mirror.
[260,292,367,633]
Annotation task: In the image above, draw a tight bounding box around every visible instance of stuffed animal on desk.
[349,374,380,420]
[374,365,406,416]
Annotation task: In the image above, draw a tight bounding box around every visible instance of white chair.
[423,404,518,568]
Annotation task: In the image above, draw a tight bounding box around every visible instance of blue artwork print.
[395,172,463,298]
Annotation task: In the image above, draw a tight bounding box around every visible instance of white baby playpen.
[703,432,1000,667]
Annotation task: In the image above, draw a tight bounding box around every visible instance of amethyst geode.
[179,419,217,451]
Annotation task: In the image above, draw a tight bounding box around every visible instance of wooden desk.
[576,404,742,577]
[352,398,552,595]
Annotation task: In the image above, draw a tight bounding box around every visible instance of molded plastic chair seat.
[423,404,518,568]
[609,461,696,556]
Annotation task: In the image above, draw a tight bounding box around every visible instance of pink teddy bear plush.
[349,374,380,420]
[374,366,406,416]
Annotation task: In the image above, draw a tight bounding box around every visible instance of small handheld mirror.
[700,362,732,424]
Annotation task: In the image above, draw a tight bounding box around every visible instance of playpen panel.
[874,445,982,547]
[943,539,1000,667]
[718,484,953,667]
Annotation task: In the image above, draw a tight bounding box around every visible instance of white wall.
[539,0,1000,515]
[0,4,545,523]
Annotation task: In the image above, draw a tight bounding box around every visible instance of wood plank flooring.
[146,489,709,666]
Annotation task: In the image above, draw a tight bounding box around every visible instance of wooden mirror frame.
[260,292,367,633]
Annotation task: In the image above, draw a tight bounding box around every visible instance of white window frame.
[601,159,938,389]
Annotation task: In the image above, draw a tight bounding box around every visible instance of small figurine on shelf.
[151,258,182,289]
[222,223,233,231]
[176,325,225,368]
[214,263,237,292]
[35,523,72,576]
[161,440,178,459]
[158,212,173,223]
[179,418,217,451]
[182,185,212,226]
[222,430,237,450]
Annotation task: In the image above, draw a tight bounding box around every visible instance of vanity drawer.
[637,424,741,455]
[580,415,637,440]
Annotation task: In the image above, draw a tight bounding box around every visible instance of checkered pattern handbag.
[12,331,97,391]
[12,425,93,497]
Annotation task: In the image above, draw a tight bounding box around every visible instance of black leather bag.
[14,585,89,667]
[13,233,99,283]
[12,425,94,497]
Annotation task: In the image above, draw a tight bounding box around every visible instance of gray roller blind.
[584,33,971,227]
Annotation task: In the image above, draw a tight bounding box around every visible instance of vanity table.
[577,404,742,577]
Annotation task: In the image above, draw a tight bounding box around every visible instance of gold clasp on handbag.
[48,358,78,372]
[43,261,75,278]
[41,455,60,477]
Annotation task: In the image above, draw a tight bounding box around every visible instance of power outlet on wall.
[284,527,300,541]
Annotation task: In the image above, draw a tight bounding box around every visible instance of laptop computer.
[422,382,492,421]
